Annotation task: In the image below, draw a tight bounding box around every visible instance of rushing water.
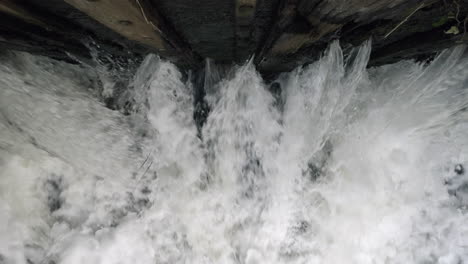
[1,42,468,264]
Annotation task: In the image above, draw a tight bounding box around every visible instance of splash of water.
[0,42,468,264]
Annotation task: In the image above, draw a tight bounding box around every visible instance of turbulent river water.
[1,42,468,264]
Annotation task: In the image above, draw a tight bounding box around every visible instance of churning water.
[1,42,468,264]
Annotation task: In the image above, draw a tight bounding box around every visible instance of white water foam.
[0,42,467,264]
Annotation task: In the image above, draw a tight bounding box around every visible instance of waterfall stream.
[0,42,468,264]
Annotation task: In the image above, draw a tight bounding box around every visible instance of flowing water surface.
[1,42,468,264]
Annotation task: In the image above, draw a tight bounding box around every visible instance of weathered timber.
[0,0,467,75]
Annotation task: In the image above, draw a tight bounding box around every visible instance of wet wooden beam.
[155,0,237,63]
[134,0,200,65]
[235,0,257,61]
[0,0,94,63]
[1,0,466,75]
[254,0,297,66]
[63,0,167,51]
[255,0,467,75]
[254,0,343,71]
